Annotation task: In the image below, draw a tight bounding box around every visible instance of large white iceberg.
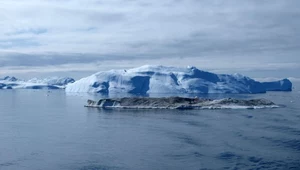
[66,65,292,94]
[0,76,75,89]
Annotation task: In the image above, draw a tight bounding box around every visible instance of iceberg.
[66,65,292,94]
[27,77,75,86]
[85,97,280,110]
[262,79,292,91]
[0,76,75,89]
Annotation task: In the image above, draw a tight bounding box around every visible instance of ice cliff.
[66,65,292,94]
[262,79,292,91]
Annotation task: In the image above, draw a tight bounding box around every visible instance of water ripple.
[261,137,300,151]
[264,125,300,136]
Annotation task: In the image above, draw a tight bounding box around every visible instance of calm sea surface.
[0,84,300,170]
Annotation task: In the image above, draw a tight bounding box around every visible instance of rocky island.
[85,96,280,110]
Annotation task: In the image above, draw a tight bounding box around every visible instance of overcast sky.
[0,0,299,79]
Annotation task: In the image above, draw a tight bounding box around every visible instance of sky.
[0,0,299,80]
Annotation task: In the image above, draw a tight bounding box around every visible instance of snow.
[27,77,75,86]
[66,65,292,94]
[0,76,74,89]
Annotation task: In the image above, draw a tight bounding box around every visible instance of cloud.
[0,39,40,49]
[0,0,299,78]
[1,53,299,74]
[7,28,47,36]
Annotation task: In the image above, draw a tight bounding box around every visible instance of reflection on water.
[0,89,299,170]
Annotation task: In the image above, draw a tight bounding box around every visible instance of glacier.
[66,65,292,94]
[0,76,75,89]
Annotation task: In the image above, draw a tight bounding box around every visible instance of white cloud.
[0,0,300,78]
[0,55,299,76]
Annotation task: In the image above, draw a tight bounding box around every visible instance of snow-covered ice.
[66,65,292,94]
[0,76,74,89]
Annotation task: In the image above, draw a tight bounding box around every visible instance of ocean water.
[0,86,300,170]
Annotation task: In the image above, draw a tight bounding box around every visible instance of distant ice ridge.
[27,77,75,86]
[66,65,292,94]
[0,76,75,89]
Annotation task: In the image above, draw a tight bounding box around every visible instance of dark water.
[0,87,300,170]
